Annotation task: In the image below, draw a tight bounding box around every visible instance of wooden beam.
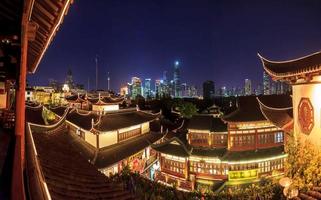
[32,12,52,31]
[34,1,55,22]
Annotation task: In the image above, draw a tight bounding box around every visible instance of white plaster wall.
[141,122,150,134]
[85,131,97,148]
[99,131,118,148]
[293,75,321,146]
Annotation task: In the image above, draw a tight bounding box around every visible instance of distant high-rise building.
[163,71,168,84]
[107,72,110,91]
[244,79,252,95]
[203,80,215,99]
[263,71,270,95]
[256,83,263,95]
[220,86,227,97]
[270,81,277,94]
[155,79,161,99]
[144,78,151,98]
[173,61,181,97]
[181,83,189,97]
[120,85,128,96]
[127,82,132,97]
[190,85,197,97]
[65,69,74,89]
[130,77,142,99]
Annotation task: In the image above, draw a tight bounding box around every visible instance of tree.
[177,102,198,119]
[285,136,321,191]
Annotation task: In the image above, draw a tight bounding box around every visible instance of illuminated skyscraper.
[244,79,252,95]
[173,61,181,97]
[144,78,151,98]
[263,71,270,95]
[130,77,142,99]
[155,79,161,99]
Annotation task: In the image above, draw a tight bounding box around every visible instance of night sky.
[28,0,321,92]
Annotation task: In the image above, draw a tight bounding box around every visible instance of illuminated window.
[274,132,283,143]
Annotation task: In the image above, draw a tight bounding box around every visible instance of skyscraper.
[181,83,188,97]
[155,79,161,99]
[203,80,215,99]
[65,69,74,89]
[263,71,270,95]
[130,77,142,99]
[144,78,151,98]
[244,79,252,95]
[173,61,181,97]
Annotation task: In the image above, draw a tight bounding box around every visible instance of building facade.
[152,96,286,192]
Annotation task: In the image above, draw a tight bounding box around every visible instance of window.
[189,161,225,175]
[119,128,141,142]
[190,132,209,146]
[274,132,283,143]
[231,134,255,147]
[162,157,185,175]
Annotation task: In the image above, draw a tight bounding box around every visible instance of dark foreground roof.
[187,115,227,132]
[95,133,163,168]
[28,127,133,199]
[222,145,285,162]
[257,95,293,130]
[223,96,266,123]
[50,106,68,117]
[258,51,321,80]
[152,137,191,158]
[94,111,159,132]
[26,105,45,125]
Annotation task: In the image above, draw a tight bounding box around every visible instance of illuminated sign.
[228,169,258,181]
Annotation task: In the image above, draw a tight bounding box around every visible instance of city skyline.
[27,0,321,91]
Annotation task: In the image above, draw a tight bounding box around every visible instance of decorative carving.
[298,98,314,135]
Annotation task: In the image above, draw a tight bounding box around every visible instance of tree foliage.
[285,136,321,191]
[177,102,198,119]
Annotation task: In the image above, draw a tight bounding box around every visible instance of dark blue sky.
[28,0,321,92]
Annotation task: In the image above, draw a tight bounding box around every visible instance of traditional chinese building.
[152,96,287,191]
[258,52,321,146]
[65,92,125,113]
[50,106,162,176]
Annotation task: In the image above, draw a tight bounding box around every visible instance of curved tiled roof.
[26,105,45,125]
[87,96,124,105]
[94,111,159,132]
[28,127,134,199]
[95,133,163,168]
[66,110,100,131]
[221,145,285,162]
[151,137,191,157]
[191,147,227,158]
[50,106,69,117]
[222,96,266,123]
[187,115,227,132]
[258,51,321,81]
[257,95,293,131]
[65,94,86,103]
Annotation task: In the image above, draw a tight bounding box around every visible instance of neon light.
[227,154,287,165]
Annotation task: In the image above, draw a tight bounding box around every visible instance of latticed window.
[119,128,141,142]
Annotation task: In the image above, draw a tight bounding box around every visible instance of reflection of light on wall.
[312,84,321,110]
